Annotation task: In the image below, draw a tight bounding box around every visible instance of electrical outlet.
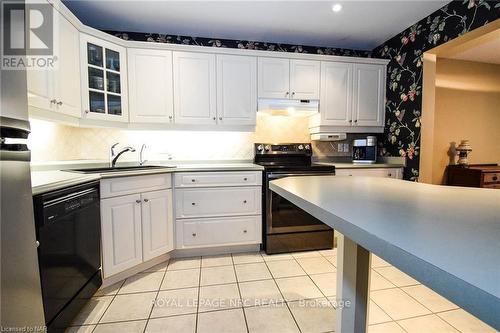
[337,143,344,152]
[343,143,350,153]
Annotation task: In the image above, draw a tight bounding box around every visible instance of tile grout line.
[261,252,302,333]
[231,253,250,333]
[194,258,202,333]
[90,279,127,332]
[142,260,171,333]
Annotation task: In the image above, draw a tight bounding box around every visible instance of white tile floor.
[67,250,497,333]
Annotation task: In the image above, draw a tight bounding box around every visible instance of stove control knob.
[298,144,304,150]
[264,145,271,151]
[305,144,311,150]
[257,144,264,152]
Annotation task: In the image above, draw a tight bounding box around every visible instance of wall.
[431,58,500,184]
[28,114,356,162]
[372,1,500,181]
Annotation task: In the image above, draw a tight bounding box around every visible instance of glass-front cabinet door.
[80,34,128,122]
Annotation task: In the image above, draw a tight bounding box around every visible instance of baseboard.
[171,244,261,258]
[101,253,171,288]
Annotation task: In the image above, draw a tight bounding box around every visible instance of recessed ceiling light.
[332,3,342,12]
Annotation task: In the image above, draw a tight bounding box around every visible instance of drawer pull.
[493,176,498,181]
[243,230,247,233]
[135,199,141,203]
[388,173,392,177]
[243,200,247,204]
[144,199,149,202]
[191,179,196,182]
[192,233,196,237]
[191,202,196,206]
[244,177,248,181]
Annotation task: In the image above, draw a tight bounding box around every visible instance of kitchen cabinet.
[335,167,403,179]
[128,49,174,124]
[141,189,174,261]
[28,8,81,117]
[309,62,386,134]
[258,57,320,100]
[174,171,262,249]
[216,54,257,125]
[80,34,128,122]
[100,193,143,277]
[100,174,173,278]
[352,64,385,127]
[173,51,217,125]
[318,62,353,126]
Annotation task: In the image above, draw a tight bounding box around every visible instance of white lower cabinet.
[142,189,174,261]
[335,168,403,179]
[179,216,261,248]
[100,175,173,278]
[101,194,143,278]
[174,171,262,249]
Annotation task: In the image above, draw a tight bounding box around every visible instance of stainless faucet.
[109,143,136,168]
[139,144,147,166]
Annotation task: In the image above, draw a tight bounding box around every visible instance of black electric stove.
[254,143,335,254]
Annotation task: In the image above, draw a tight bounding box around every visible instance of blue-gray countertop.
[269,176,500,330]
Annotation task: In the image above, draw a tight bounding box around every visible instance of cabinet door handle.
[85,110,89,114]
[192,233,196,237]
[243,230,247,233]
[219,117,222,120]
[213,117,216,121]
[191,202,196,206]
[388,173,392,177]
[285,92,289,97]
[349,120,352,123]
[144,198,149,202]
[354,119,358,123]
[50,99,57,104]
[57,101,63,106]
[243,177,248,181]
[169,115,173,120]
[291,92,295,97]
[243,200,247,204]
[136,199,141,203]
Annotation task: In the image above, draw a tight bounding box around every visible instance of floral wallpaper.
[373,0,500,181]
[104,30,372,58]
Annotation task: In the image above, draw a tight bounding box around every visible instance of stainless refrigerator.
[0,8,46,331]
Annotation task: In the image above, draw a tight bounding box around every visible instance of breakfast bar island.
[269,176,500,333]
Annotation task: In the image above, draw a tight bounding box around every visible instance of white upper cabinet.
[258,57,320,100]
[258,57,290,99]
[28,8,81,117]
[289,59,320,100]
[216,55,257,126]
[141,189,174,261]
[173,51,217,125]
[352,64,385,127]
[319,62,353,126]
[80,34,128,122]
[128,49,174,124]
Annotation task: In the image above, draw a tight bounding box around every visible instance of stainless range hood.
[257,98,319,117]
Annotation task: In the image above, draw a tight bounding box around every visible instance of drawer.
[483,173,500,184]
[175,171,261,188]
[483,183,500,189]
[177,215,261,248]
[101,174,172,198]
[336,168,401,179]
[176,187,261,218]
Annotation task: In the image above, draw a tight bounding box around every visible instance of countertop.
[31,162,264,195]
[269,176,500,330]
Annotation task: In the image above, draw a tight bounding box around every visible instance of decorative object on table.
[456,140,472,166]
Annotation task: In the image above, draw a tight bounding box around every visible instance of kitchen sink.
[65,165,175,174]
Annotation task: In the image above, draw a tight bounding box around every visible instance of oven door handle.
[267,172,334,180]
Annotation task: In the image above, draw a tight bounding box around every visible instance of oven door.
[266,172,334,235]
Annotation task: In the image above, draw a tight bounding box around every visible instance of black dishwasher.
[33,181,102,332]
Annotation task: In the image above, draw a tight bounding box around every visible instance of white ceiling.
[63,1,448,50]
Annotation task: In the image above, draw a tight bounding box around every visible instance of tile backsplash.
[28,115,366,162]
